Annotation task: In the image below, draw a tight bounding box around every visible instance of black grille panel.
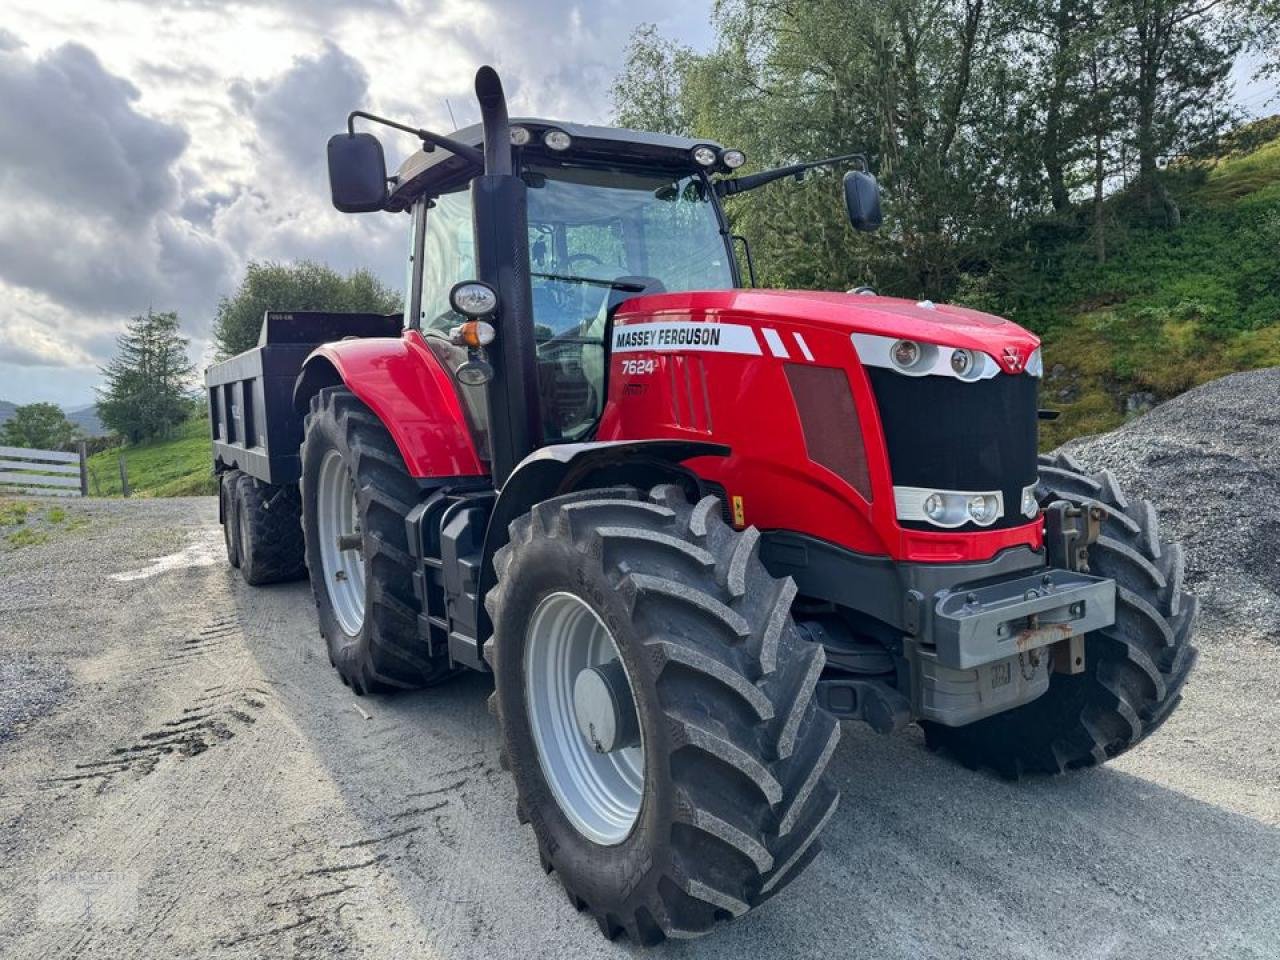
[866,368,1038,531]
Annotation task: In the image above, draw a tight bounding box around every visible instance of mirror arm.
[346,110,485,168]
[715,152,867,197]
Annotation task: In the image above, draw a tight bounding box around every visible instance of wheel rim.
[525,592,644,845]
[316,449,365,636]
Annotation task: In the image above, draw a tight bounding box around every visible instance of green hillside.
[978,117,1280,447]
[85,415,216,497]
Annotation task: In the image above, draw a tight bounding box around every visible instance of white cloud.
[0,0,716,406]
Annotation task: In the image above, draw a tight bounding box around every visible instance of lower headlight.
[895,486,1004,528]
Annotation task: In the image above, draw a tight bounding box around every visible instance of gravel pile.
[1061,367,1280,642]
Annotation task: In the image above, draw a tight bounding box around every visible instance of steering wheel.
[566,252,604,268]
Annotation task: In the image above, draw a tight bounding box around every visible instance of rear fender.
[476,439,729,649]
[293,331,487,479]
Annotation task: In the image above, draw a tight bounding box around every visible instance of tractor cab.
[389,122,740,447]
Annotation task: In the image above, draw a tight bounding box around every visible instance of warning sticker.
[612,322,762,356]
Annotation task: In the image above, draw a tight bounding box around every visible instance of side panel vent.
[784,363,873,502]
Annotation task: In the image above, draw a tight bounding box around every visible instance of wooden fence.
[0,443,89,497]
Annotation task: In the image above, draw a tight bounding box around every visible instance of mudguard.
[475,439,729,647]
[293,330,487,479]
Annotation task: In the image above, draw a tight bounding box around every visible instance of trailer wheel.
[235,475,306,586]
[922,451,1198,776]
[485,485,840,943]
[301,386,455,694]
[219,470,242,568]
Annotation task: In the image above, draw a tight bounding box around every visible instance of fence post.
[78,441,89,497]
[118,455,131,498]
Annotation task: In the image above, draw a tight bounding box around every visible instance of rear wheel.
[219,470,242,568]
[923,451,1198,776]
[486,485,840,944]
[235,475,306,586]
[300,386,455,694]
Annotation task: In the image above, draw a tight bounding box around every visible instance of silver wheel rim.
[525,592,644,845]
[316,449,365,636]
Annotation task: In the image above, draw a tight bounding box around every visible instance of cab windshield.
[524,165,733,440]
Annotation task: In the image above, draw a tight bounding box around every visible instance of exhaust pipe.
[470,65,538,487]
[475,65,513,177]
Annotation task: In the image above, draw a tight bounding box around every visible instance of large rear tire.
[923,451,1198,776]
[300,386,455,694]
[486,485,840,944]
[235,475,306,586]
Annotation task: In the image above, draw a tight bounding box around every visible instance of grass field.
[85,415,216,498]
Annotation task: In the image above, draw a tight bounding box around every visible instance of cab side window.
[418,188,476,334]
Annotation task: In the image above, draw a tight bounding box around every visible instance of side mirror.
[843,170,883,233]
[326,132,388,213]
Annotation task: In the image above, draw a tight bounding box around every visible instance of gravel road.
[2,371,1278,959]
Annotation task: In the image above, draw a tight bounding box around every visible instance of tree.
[0,403,80,451]
[213,260,402,358]
[97,310,195,444]
[611,25,697,135]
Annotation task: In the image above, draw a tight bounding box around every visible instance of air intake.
[784,363,872,501]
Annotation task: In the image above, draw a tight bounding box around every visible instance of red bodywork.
[597,290,1043,564]
[308,331,486,478]
[319,290,1043,565]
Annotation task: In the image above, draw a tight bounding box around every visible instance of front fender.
[476,439,729,648]
[293,331,487,479]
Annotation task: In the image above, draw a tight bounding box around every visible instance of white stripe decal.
[793,332,814,361]
[612,321,762,355]
[762,328,789,358]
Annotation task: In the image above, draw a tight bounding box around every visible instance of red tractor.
[207,66,1197,943]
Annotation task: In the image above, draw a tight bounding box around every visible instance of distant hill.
[66,404,106,437]
[0,400,107,438]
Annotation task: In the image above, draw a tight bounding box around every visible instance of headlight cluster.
[895,486,1004,528]
[852,332,1001,382]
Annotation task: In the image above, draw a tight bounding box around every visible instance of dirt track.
[1,432,1279,958]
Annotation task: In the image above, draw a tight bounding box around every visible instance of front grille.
[866,368,1038,531]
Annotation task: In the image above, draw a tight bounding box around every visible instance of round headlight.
[692,145,718,167]
[950,348,975,378]
[543,129,571,151]
[449,281,498,318]
[891,339,922,370]
[924,493,946,522]
[721,148,746,169]
[967,495,997,525]
[510,125,531,146]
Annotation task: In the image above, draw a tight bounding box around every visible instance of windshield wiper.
[532,272,648,292]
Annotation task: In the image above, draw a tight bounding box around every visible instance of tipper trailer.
[207,65,1197,944]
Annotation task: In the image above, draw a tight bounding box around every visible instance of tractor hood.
[612,289,1041,376]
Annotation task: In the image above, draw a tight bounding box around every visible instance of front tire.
[485,485,840,944]
[300,386,455,694]
[923,451,1198,776]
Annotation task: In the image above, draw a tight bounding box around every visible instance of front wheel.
[485,485,840,944]
[923,451,1198,776]
[300,386,455,694]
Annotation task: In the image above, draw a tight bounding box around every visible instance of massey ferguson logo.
[1002,346,1024,372]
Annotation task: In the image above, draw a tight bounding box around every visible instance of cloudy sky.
[0,2,1275,409]
[0,0,716,408]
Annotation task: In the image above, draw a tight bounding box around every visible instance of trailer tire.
[219,470,242,568]
[922,451,1198,777]
[485,485,840,944]
[301,386,455,694]
[235,475,306,586]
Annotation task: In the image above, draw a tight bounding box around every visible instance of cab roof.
[386,118,726,212]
